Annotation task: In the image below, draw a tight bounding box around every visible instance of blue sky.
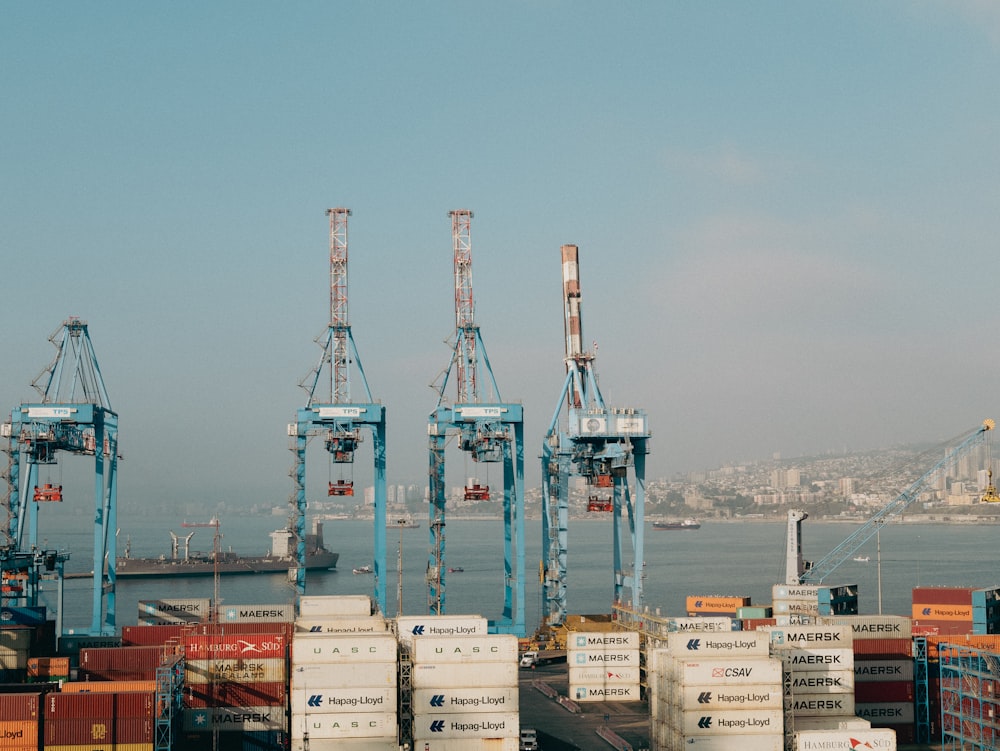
[3,2,1000,510]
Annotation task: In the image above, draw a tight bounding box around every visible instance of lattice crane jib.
[291,209,387,613]
[5,318,118,635]
[541,245,650,629]
[427,210,525,636]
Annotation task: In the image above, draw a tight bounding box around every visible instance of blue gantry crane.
[291,208,387,610]
[541,245,651,627]
[427,209,525,635]
[2,317,118,635]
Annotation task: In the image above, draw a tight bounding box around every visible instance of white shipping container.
[292,633,397,664]
[672,658,782,686]
[183,706,285,732]
[412,686,518,714]
[854,659,913,683]
[408,739,519,751]
[566,630,639,652]
[185,657,286,684]
[216,603,294,623]
[776,649,854,672]
[817,615,912,640]
[677,709,783,736]
[411,711,519,740]
[789,670,854,694]
[655,726,784,751]
[854,703,914,724]
[790,694,855,717]
[412,661,518,689]
[291,740,399,751]
[568,666,641,685]
[396,615,489,644]
[673,685,781,710]
[299,595,373,618]
[138,598,211,623]
[568,648,639,668]
[295,617,387,634]
[762,625,852,648]
[568,682,639,702]
[412,634,518,664]
[665,617,736,633]
[794,716,871,731]
[292,661,397,688]
[774,601,822,615]
[666,631,769,656]
[291,686,396,715]
[794,728,896,750]
[291,711,397,740]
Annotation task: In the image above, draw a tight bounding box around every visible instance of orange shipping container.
[912,603,973,621]
[685,595,751,613]
[27,656,70,678]
[0,720,38,749]
[40,746,153,751]
[60,680,158,694]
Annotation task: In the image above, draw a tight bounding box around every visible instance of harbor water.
[33,509,1000,633]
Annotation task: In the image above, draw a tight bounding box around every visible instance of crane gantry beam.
[427,210,525,636]
[541,245,650,628]
[291,209,387,612]
[3,317,117,635]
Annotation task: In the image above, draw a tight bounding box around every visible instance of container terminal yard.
[3,211,1000,750]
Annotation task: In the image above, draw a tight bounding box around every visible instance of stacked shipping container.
[410,634,520,751]
[912,585,1000,635]
[567,630,640,702]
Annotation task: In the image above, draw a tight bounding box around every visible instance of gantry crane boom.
[541,245,650,627]
[291,209,387,611]
[427,210,525,635]
[792,419,994,585]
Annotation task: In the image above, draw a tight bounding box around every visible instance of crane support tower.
[291,209,387,610]
[541,245,650,627]
[2,318,117,635]
[427,209,525,636]
[787,419,994,585]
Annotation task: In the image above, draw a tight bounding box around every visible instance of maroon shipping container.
[45,690,115,718]
[184,680,287,709]
[913,586,974,605]
[79,644,177,680]
[885,723,915,745]
[912,620,974,637]
[855,680,914,703]
[116,716,154,743]
[0,692,41,720]
[852,637,912,658]
[115,690,156,718]
[742,618,777,630]
[45,691,115,745]
[121,623,188,646]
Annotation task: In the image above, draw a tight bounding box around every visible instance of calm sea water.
[31,508,1000,633]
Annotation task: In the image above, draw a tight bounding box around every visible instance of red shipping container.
[79,644,176,674]
[183,633,286,661]
[912,619,973,637]
[852,637,912,658]
[44,716,114,745]
[0,693,40,720]
[115,690,156,718]
[192,622,293,638]
[184,680,287,709]
[913,586,974,605]
[45,691,114,719]
[121,623,188,646]
[885,723,915,745]
[115,716,154,743]
[855,680,914,703]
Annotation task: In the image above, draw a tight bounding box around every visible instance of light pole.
[397,519,406,616]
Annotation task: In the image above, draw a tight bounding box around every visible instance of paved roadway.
[518,662,650,751]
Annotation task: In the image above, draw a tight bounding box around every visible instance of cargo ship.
[652,518,701,530]
[114,522,338,578]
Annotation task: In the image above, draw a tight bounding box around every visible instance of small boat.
[447,567,464,573]
[652,519,701,530]
[353,565,373,575]
[853,555,870,563]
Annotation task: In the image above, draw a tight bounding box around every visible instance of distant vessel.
[853,555,870,563]
[652,519,701,530]
[448,567,464,573]
[353,565,373,575]
[115,521,338,578]
[390,517,420,529]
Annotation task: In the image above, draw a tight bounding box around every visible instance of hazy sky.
[4,2,1000,511]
